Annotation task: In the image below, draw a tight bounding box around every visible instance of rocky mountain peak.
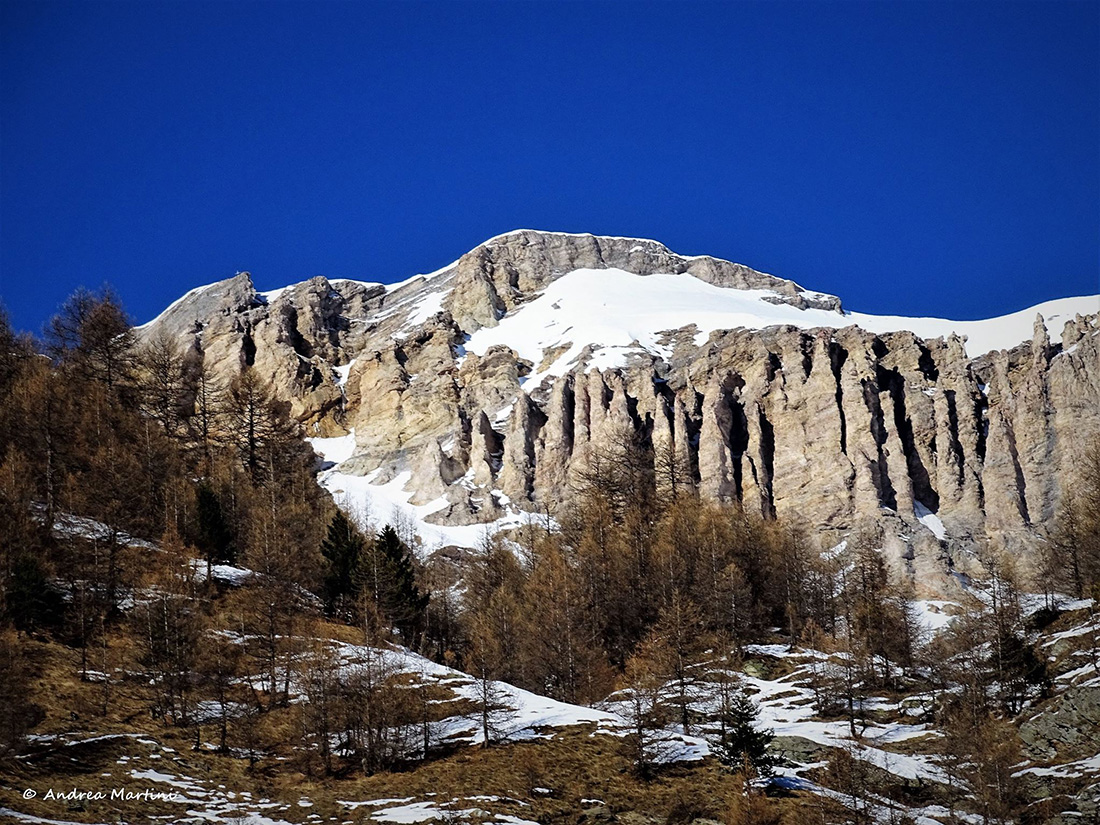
[443,230,843,334]
[139,232,1100,596]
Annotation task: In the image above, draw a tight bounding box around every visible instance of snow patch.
[260,286,288,303]
[318,468,540,551]
[333,362,354,387]
[465,268,1097,384]
[913,501,947,540]
[308,431,359,467]
[188,559,254,586]
[912,600,959,633]
[405,289,450,327]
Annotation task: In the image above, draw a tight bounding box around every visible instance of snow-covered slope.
[141,230,1096,363]
[463,265,1096,377]
[329,640,627,747]
[309,431,544,551]
[850,294,1097,358]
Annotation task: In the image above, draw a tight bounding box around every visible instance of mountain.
[140,229,1100,594]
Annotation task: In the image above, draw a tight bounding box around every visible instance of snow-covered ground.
[188,558,253,586]
[366,799,539,824]
[911,599,959,633]
[913,501,947,540]
[51,512,159,551]
[309,431,545,551]
[329,640,623,747]
[599,644,950,791]
[463,267,1096,385]
[11,600,1098,825]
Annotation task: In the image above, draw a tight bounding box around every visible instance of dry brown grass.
[1,626,840,825]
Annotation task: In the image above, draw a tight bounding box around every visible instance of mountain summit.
[140,230,1100,594]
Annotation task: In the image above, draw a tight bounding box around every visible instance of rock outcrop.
[140,230,1100,591]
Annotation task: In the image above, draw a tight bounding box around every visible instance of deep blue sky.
[1,1,1097,333]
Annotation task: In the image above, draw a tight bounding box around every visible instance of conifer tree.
[0,305,33,451]
[0,627,39,755]
[195,628,242,754]
[463,534,527,683]
[523,540,612,704]
[714,690,777,778]
[45,287,137,392]
[1048,438,1100,600]
[138,528,204,726]
[139,330,187,437]
[651,591,707,733]
[195,481,236,574]
[234,477,323,710]
[5,553,63,633]
[320,510,366,619]
[300,641,342,775]
[72,429,146,613]
[185,354,223,471]
[0,449,62,632]
[621,631,672,778]
[466,610,514,747]
[10,360,78,524]
[224,367,299,485]
[365,525,428,643]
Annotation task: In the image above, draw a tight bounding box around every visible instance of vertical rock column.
[768,331,855,524]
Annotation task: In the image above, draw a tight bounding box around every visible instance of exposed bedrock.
[140,232,1100,593]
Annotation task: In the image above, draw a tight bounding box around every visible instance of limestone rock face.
[140,231,1100,591]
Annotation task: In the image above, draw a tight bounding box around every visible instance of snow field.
[308,431,545,551]
[462,267,1097,387]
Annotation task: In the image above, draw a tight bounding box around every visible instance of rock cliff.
[140,230,1100,592]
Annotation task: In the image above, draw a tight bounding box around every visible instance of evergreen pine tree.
[5,553,64,632]
[714,690,777,778]
[320,510,365,619]
[367,525,428,643]
[195,482,235,569]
